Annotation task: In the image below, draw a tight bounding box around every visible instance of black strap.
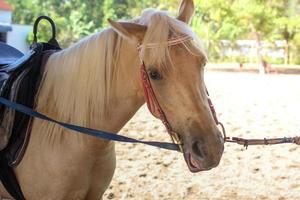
[0,97,180,152]
[32,16,60,48]
[0,153,26,200]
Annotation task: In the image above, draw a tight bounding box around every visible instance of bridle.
[140,60,184,152]
[137,37,226,153]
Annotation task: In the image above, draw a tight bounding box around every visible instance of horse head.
[109,0,224,172]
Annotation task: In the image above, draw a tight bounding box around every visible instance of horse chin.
[183,152,213,173]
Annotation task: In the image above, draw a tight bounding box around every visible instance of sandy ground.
[103,71,300,200]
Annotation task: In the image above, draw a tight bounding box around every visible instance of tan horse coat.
[1,1,224,199]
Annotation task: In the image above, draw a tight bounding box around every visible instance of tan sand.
[104,71,300,200]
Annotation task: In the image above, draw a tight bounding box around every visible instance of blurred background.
[1,0,300,71]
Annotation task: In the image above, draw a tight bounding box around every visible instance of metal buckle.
[170,131,183,152]
[217,122,226,142]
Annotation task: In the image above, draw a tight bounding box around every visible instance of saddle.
[0,16,61,200]
[0,16,61,156]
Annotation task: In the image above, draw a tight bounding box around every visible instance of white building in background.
[0,0,31,53]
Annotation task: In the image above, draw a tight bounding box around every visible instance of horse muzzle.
[182,132,224,173]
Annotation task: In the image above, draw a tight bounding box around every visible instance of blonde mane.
[35,9,206,129]
[137,9,206,71]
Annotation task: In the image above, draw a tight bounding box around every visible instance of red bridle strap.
[138,39,226,151]
[206,89,226,140]
[206,89,219,124]
[140,64,171,130]
[139,61,227,151]
[140,62,183,150]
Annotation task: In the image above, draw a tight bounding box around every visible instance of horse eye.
[148,69,162,80]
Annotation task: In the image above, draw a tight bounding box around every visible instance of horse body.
[1,0,224,199]
[1,30,144,199]
[17,33,144,199]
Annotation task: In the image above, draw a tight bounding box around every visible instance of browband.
[137,35,193,50]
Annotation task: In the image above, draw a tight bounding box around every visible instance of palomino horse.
[0,0,224,199]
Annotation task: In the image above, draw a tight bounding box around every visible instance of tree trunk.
[253,31,265,74]
[284,39,290,65]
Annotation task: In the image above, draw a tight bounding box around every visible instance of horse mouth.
[184,152,204,173]
[183,152,214,173]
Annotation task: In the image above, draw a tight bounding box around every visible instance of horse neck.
[99,37,145,132]
[35,31,144,146]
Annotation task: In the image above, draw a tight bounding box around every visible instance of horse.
[0,0,224,199]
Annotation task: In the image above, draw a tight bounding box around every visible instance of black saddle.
[0,16,61,200]
[0,16,61,152]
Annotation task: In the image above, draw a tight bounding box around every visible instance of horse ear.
[108,19,147,44]
[177,0,195,24]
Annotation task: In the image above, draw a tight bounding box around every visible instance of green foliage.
[192,0,300,64]
[232,0,277,36]
[7,0,100,47]
[5,0,300,64]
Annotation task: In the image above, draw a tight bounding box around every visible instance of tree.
[275,16,300,64]
[7,0,98,47]
[5,0,300,66]
[193,0,245,61]
[232,0,277,74]
[193,0,300,66]
[273,0,300,65]
[6,0,37,24]
[102,0,132,27]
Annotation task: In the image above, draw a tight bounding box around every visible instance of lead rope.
[205,88,300,148]
[138,42,299,150]
[226,136,300,148]
[205,89,300,148]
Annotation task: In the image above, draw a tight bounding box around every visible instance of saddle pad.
[0,46,40,151]
[0,42,60,161]
[0,42,24,66]
[3,49,58,167]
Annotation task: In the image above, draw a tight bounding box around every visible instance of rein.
[0,37,298,153]
[0,97,181,152]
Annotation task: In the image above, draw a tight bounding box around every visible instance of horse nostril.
[192,141,205,159]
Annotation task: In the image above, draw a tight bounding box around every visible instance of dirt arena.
[104,71,300,200]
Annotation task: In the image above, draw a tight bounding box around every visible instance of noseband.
[137,38,226,153]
